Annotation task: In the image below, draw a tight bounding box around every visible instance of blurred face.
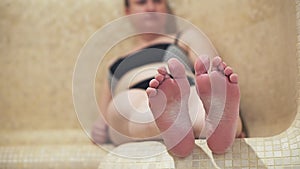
[125,0,168,14]
[126,0,169,33]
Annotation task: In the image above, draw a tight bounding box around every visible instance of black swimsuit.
[109,36,195,92]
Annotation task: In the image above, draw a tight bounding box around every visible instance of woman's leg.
[194,56,242,154]
[145,57,243,156]
[92,57,243,156]
[105,89,161,145]
[146,58,197,157]
[106,88,207,146]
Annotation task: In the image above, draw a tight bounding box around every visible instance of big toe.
[167,58,186,78]
[146,87,157,97]
[194,56,210,76]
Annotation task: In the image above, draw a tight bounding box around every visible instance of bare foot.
[194,56,240,154]
[146,58,194,157]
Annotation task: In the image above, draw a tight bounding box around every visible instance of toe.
[224,66,233,76]
[218,61,227,71]
[158,67,168,75]
[149,79,160,88]
[194,56,210,76]
[167,58,186,78]
[155,73,165,83]
[146,87,157,97]
[212,56,222,68]
[229,73,238,84]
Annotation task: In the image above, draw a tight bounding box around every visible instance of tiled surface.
[0,145,108,169]
[99,142,175,169]
[0,135,299,168]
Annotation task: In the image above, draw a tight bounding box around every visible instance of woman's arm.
[98,76,112,120]
[90,65,112,144]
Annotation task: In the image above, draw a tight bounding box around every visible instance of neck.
[138,33,161,44]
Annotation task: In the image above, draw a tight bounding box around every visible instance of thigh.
[109,87,206,138]
[109,89,154,123]
[108,89,161,143]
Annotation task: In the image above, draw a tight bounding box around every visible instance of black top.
[108,33,194,90]
[109,43,171,81]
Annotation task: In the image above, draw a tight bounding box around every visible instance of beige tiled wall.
[0,0,297,136]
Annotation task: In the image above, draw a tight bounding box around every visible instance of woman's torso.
[108,34,195,95]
